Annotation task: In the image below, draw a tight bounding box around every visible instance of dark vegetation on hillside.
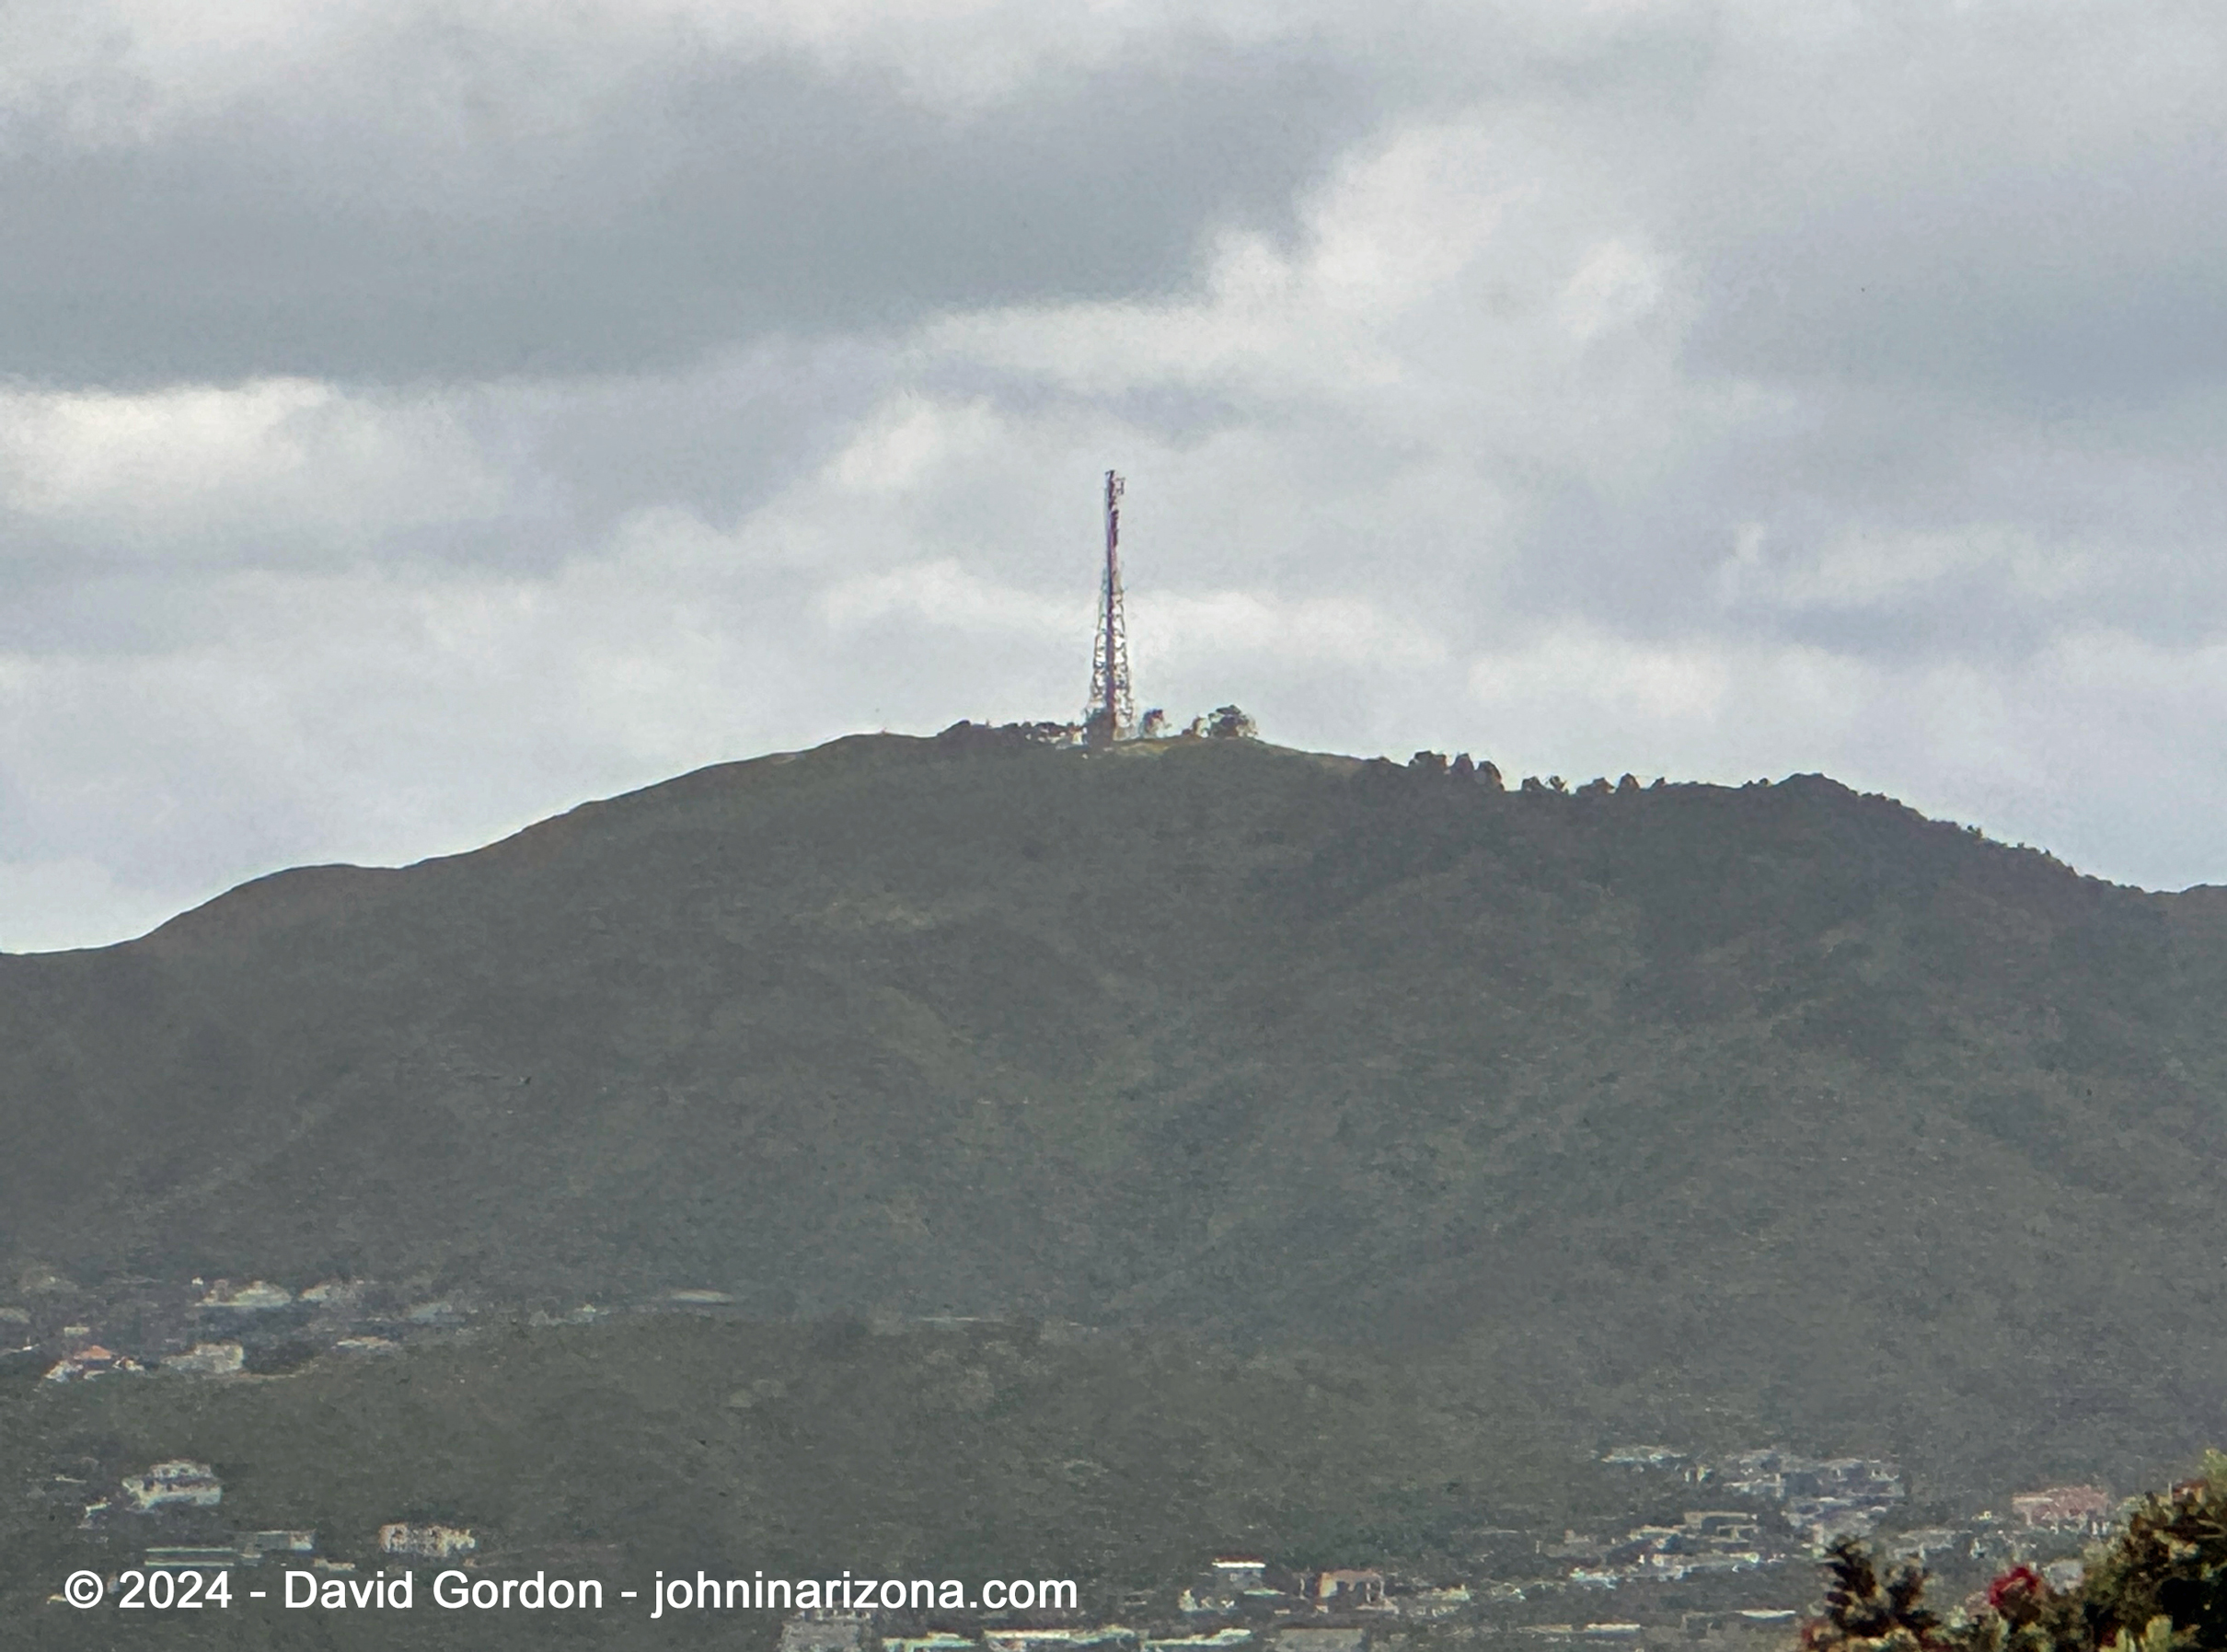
[4,1315,1635,1651]
[6,734,2227,1499]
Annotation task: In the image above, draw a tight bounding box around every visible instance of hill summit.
[6,731,2227,1495]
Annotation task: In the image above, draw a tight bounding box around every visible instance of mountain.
[6,729,2227,1497]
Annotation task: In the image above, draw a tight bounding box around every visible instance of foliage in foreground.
[1805,1453,2227,1652]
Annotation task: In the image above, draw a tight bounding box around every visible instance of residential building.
[1604,1447,1688,1469]
[985,1630,1137,1652]
[1147,1630,1255,1651]
[43,1345,143,1382]
[1312,1570,1385,1609]
[239,1531,317,1563]
[165,1342,245,1377]
[378,1522,477,1559]
[122,1461,222,1510]
[781,1612,871,1652]
[145,1547,239,1570]
[2012,1488,2114,1534]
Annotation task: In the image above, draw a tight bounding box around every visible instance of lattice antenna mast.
[1086,469,1135,745]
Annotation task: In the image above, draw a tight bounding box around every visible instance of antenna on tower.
[1084,469,1135,747]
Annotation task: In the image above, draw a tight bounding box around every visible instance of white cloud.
[0,379,509,560]
[0,854,167,957]
[821,558,1083,638]
[1557,239,1666,341]
[825,398,1006,497]
[1144,589,1448,671]
[1718,525,2102,614]
[1470,627,1741,730]
[1306,122,1529,317]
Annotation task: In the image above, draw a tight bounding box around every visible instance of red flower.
[1988,1566,2048,1612]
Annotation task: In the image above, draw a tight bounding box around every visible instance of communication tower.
[1084,469,1135,747]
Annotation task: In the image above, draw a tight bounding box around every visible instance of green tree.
[1803,1456,2227,1652]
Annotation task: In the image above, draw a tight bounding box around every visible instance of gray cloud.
[1668,5,2227,409]
[0,21,1377,386]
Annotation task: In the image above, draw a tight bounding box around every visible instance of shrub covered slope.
[6,733,2227,1494]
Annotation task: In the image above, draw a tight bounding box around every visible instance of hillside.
[6,731,2227,1496]
[3,1313,1644,1650]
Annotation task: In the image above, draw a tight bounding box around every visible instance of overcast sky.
[3,0,2225,950]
